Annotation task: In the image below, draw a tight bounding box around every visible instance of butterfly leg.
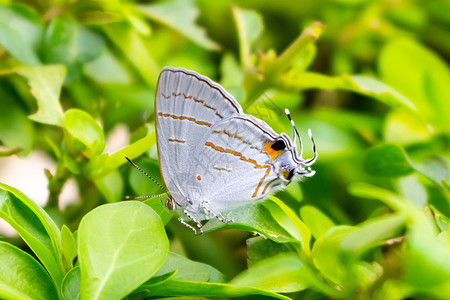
[182,209,203,235]
[201,201,233,225]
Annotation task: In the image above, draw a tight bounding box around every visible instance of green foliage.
[0,0,449,299]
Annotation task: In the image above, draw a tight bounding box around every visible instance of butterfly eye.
[282,168,295,181]
[271,140,286,151]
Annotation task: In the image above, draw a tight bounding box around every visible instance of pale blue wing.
[155,67,243,205]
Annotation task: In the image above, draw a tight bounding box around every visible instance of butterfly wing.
[185,114,294,217]
[155,67,243,205]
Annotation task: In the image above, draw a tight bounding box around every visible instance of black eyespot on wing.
[271,140,286,151]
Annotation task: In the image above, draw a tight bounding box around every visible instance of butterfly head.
[280,109,318,181]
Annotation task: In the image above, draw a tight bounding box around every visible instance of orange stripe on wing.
[204,141,271,198]
[167,92,224,119]
[168,138,186,143]
[158,112,212,127]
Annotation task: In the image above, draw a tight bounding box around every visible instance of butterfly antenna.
[303,129,318,166]
[285,109,303,159]
[125,157,169,194]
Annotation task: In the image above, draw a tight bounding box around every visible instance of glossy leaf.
[0,183,64,286]
[231,254,313,293]
[61,267,80,300]
[134,279,291,299]
[155,252,227,283]
[0,242,59,300]
[135,0,220,50]
[363,143,414,177]
[63,108,105,157]
[61,225,77,270]
[203,202,296,243]
[78,201,169,300]
[15,65,66,126]
[265,197,311,254]
[89,127,156,179]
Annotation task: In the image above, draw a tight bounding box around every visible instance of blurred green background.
[0,0,449,299]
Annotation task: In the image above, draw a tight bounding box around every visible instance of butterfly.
[127,67,317,234]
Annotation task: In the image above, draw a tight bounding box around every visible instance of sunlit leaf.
[61,225,77,270]
[232,6,263,68]
[63,108,105,157]
[155,252,227,283]
[78,201,169,300]
[0,242,59,300]
[300,205,335,239]
[281,72,417,112]
[0,183,64,286]
[203,202,296,243]
[135,0,220,50]
[379,39,450,130]
[15,65,66,126]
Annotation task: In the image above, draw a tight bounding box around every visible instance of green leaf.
[247,236,292,267]
[61,225,77,270]
[203,202,296,243]
[0,93,34,156]
[379,39,450,130]
[232,6,264,68]
[63,108,105,157]
[0,183,64,286]
[281,72,417,112]
[78,201,169,300]
[135,0,220,50]
[300,205,335,239]
[363,143,414,177]
[405,212,450,297]
[129,158,164,197]
[410,156,449,188]
[0,4,43,65]
[134,279,291,299]
[311,226,354,289]
[44,17,105,81]
[94,170,123,203]
[0,242,59,300]
[340,213,405,253]
[155,252,227,283]
[83,47,131,85]
[103,23,159,85]
[231,254,314,293]
[143,198,173,226]
[61,267,80,300]
[90,130,156,178]
[265,197,312,254]
[15,65,66,126]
